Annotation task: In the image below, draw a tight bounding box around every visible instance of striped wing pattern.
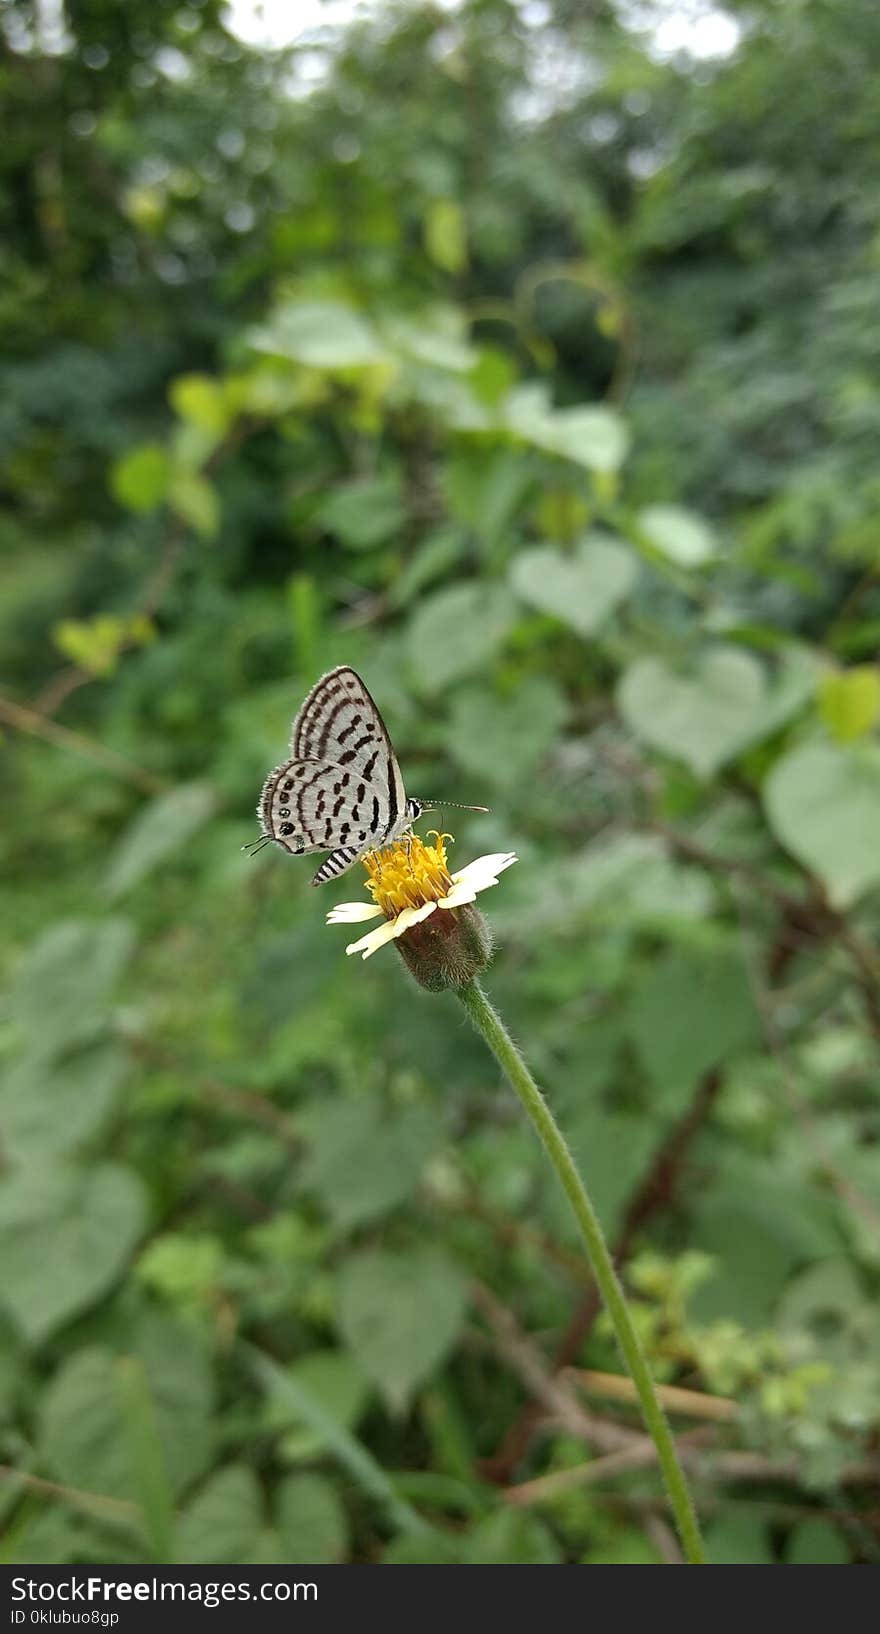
[291,666,406,826]
[259,758,388,854]
[258,668,407,884]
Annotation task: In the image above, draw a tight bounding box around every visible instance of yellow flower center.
[363,831,454,918]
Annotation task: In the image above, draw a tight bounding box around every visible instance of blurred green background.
[2,0,879,1567]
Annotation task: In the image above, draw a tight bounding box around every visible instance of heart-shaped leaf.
[39,1311,213,1498]
[406,582,516,693]
[510,535,637,636]
[637,504,718,566]
[0,1163,147,1345]
[763,739,880,906]
[249,300,387,369]
[504,384,629,472]
[445,677,567,789]
[336,1247,466,1413]
[617,646,816,779]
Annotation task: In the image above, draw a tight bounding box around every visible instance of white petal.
[346,920,403,959]
[346,900,437,960]
[437,884,478,909]
[449,852,518,890]
[326,901,383,924]
[393,901,438,935]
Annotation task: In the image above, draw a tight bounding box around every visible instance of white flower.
[325,834,517,961]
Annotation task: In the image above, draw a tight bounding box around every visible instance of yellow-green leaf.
[170,470,220,538]
[424,199,468,276]
[53,615,126,676]
[819,667,880,742]
[169,373,231,437]
[111,444,171,513]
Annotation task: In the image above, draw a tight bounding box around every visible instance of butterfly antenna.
[420,801,490,814]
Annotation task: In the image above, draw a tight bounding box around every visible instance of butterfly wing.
[259,757,390,865]
[291,666,407,836]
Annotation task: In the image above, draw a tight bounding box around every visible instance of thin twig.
[0,1464,139,1527]
[471,1280,636,1457]
[644,1510,686,1565]
[0,693,165,794]
[565,1368,739,1424]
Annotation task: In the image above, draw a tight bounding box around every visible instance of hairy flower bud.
[394,901,493,991]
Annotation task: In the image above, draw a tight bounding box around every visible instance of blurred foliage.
[2,0,879,1568]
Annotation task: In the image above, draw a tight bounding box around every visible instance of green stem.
[457,979,706,1566]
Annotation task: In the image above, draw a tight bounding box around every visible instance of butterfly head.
[405,797,424,823]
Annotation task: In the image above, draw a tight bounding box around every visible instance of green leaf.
[637,503,718,566]
[9,918,135,1055]
[168,373,231,437]
[493,835,712,941]
[111,445,171,513]
[250,300,387,369]
[40,1314,214,1501]
[819,666,880,742]
[461,1509,562,1564]
[287,571,321,674]
[567,1109,662,1236]
[706,1512,773,1565]
[299,1099,444,1232]
[618,646,813,779]
[383,307,476,372]
[776,1258,867,1358]
[177,1466,264,1564]
[387,525,467,609]
[384,1531,463,1564]
[169,469,220,538]
[786,1520,849,1565]
[627,946,761,1109]
[1,1039,129,1162]
[424,198,468,275]
[271,1350,371,1463]
[53,614,127,676]
[443,448,532,548]
[510,534,637,636]
[314,472,406,551]
[247,1345,427,1536]
[136,1233,225,1309]
[406,581,516,693]
[691,1159,840,1325]
[115,1355,175,1562]
[275,1474,347,1564]
[584,1530,664,1565]
[763,739,880,906]
[504,383,629,473]
[104,782,216,900]
[2,1506,132,1568]
[445,677,567,790]
[0,1163,147,1345]
[336,1247,467,1413]
[566,834,713,928]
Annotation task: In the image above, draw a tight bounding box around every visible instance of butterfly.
[248,666,488,885]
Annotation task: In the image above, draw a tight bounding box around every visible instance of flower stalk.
[456,978,706,1566]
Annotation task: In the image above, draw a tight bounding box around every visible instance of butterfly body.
[256,666,432,884]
